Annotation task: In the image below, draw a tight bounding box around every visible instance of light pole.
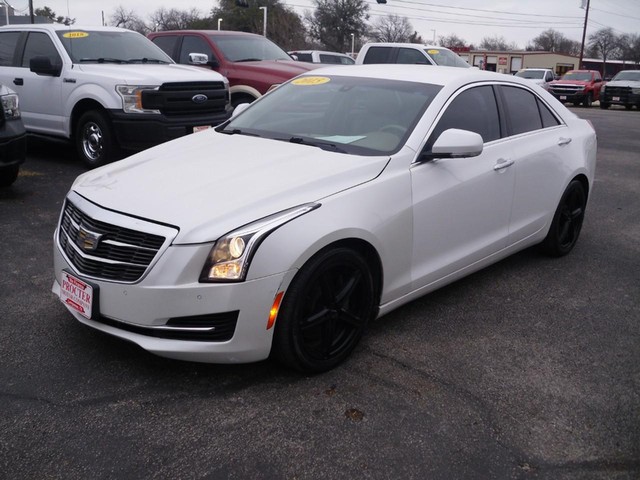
[431,29,436,44]
[217,18,223,31]
[351,33,355,56]
[3,0,15,26]
[259,6,267,37]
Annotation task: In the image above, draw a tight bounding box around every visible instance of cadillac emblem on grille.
[76,225,103,252]
[192,93,208,104]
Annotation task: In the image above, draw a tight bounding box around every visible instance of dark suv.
[0,84,26,187]
[149,30,318,107]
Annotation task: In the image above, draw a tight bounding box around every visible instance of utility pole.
[29,0,33,23]
[579,0,591,69]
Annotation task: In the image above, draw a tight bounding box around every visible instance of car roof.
[297,64,532,87]
[0,24,130,33]
[362,42,441,49]
[152,30,263,38]
[289,50,351,56]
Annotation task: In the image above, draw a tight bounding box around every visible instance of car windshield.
[57,30,172,64]
[220,75,441,156]
[516,70,545,79]
[209,34,291,62]
[562,72,593,81]
[612,71,640,81]
[424,48,470,68]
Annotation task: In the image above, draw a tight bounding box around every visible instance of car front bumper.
[601,91,640,106]
[0,120,26,168]
[52,236,294,364]
[550,91,589,103]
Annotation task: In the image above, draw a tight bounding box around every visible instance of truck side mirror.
[188,53,219,69]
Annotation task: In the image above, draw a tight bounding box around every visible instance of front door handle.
[494,158,514,171]
[558,137,572,146]
[13,78,23,86]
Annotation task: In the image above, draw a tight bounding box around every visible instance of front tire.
[600,102,610,109]
[75,110,119,168]
[0,164,19,187]
[272,248,376,373]
[583,93,593,107]
[542,180,587,257]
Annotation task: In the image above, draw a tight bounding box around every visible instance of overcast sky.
[14,0,640,48]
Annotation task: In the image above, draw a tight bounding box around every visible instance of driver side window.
[425,85,501,152]
[179,36,216,65]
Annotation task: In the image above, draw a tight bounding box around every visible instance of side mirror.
[188,52,219,68]
[290,54,299,61]
[231,102,251,118]
[30,56,62,77]
[423,129,483,160]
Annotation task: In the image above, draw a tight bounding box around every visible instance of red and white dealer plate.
[60,271,94,320]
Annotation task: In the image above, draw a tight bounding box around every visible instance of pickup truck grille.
[603,86,632,101]
[549,84,585,95]
[58,200,166,283]
[141,81,228,116]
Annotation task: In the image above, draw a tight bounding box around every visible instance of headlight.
[116,85,160,114]
[200,203,320,282]
[1,93,20,119]
[632,88,640,94]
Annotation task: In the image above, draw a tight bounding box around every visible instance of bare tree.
[588,28,619,76]
[438,34,468,49]
[479,35,518,51]
[527,28,581,56]
[150,7,207,31]
[369,14,412,43]
[109,6,149,34]
[616,33,640,64]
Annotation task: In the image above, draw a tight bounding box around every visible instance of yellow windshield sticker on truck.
[427,49,440,55]
[63,32,89,39]
[292,76,330,86]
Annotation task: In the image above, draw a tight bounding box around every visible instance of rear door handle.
[558,137,572,146]
[13,78,23,86]
[494,158,514,171]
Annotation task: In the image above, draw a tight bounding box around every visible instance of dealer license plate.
[193,125,211,133]
[60,271,94,320]
[560,95,567,100]
[613,96,620,101]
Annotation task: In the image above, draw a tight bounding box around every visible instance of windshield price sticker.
[292,76,331,86]
[427,49,440,55]
[60,271,94,319]
[63,32,89,39]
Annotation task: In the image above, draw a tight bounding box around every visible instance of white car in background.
[52,65,597,373]
[289,50,355,65]
[515,68,556,90]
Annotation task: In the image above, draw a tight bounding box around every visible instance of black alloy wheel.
[272,248,376,373]
[542,180,587,257]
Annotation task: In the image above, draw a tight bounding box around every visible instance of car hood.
[71,132,389,244]
[605,80,640,88]
[75,63,225,84]
[232,59,321,78]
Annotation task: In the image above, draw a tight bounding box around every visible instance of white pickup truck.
[0,24,231,167]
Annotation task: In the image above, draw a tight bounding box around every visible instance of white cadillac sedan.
[52,65,597,372]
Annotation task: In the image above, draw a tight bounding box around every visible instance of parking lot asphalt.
[0,107,638,480]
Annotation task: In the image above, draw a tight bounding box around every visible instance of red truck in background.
[149,30,319,107]
[548,70,604,107]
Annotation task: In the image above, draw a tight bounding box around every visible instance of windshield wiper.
[78,58,127,64]
[127,58,170,64]
[235,58,263,62]
[288,136,347,153]
[219,128,261,137]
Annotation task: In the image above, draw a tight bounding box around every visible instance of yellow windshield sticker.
[427,49,440,55]
[63,32,89,39]
[292,76,330,86]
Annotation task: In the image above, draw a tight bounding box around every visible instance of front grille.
[549,84,584,95]
[96,311,239,342]
[142,81,228,116]
[603,86,632,102]
[58,200,166,282]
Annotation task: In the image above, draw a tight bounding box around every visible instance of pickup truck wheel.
[76,110,119,169]
[600,102,609,109]
[625,104,632,110]
[231,94,256,108]
[0,165,19,187]
[583,93,593,107]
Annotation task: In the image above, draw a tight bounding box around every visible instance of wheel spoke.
[300,307,331,332]
[335,270,362,306]
[338,308,365,328]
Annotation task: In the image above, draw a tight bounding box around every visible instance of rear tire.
[625,104,632,110]
[599,102,609,109]
[272,247,376,373]
[0,164,19,187]
[75,110,119,169]
[542,180,587,257]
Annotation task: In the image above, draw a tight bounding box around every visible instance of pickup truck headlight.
[116,85,161,114]
[200,203,319,282]
[632,88,640,94]
[1,93,20,119]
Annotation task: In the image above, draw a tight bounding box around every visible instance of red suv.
[149,30,319,107]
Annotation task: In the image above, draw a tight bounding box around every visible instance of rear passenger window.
[500,86,542,135]
[21,32,61,68]
[295,53,312,62]
[397,48,430,65]
[363,47,392,64]
[537,98,561,128]
[319,54,341,64]
[427,85,500,150]
[0,32,20,66]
